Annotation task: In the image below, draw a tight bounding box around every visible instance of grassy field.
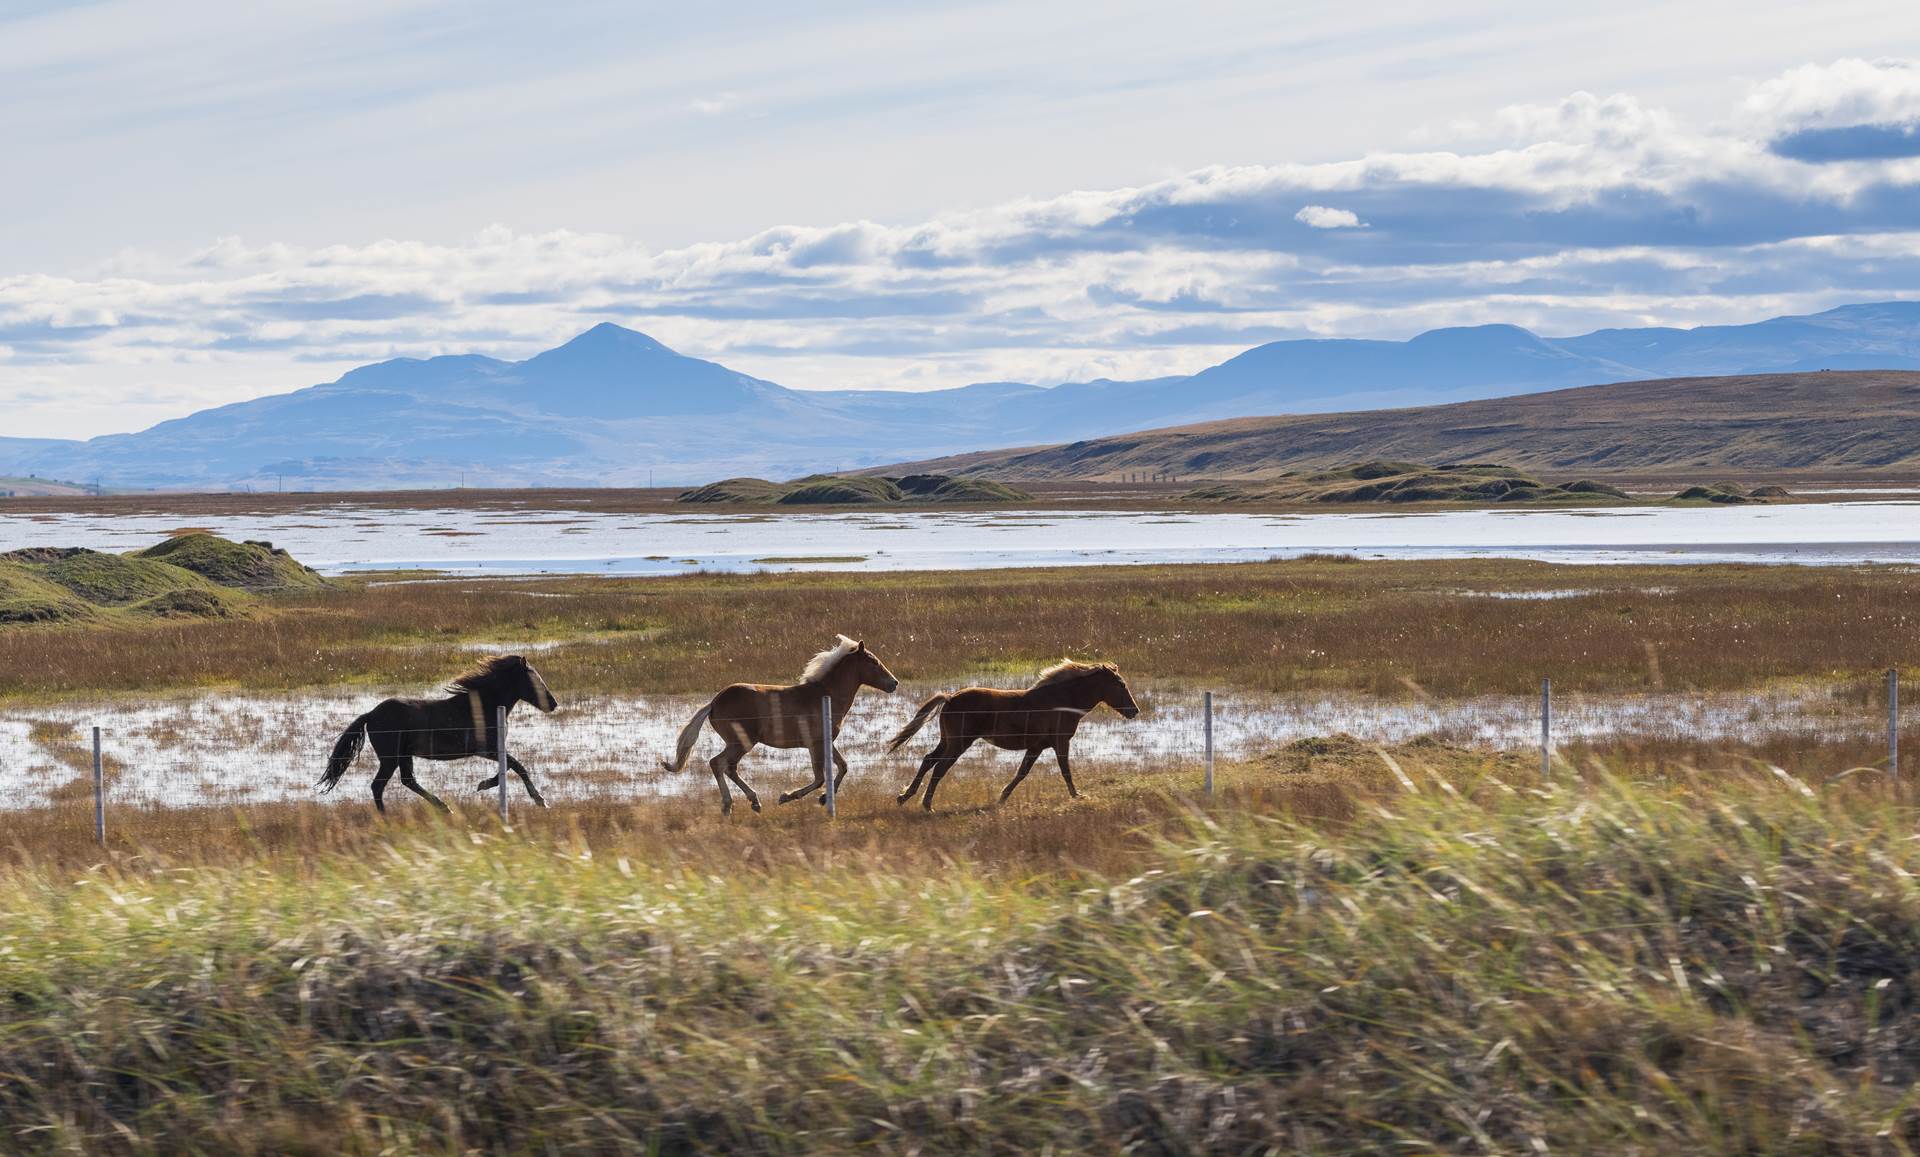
[4,753,1920,1153]
[2,556,1915,703]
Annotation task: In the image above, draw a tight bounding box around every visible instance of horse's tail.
[887,693,950,752]
[318,711,373,793]
[659,700,716,772]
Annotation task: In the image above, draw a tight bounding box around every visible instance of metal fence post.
[92,726,105,847]
[1892,668,1901,785]
[496,705,510,823]
[821,696,836,818]
[1203,690,1215,795]
[1540,677,1552,779]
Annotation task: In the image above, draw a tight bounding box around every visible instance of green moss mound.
[1674,482,1756,504]
[1185,462,1614,505]
[136,533,326,592]
[677,473,1032,506]
[1563,479,1632,498]
[30,548,220,606]
[0,562,98,625]
[131,587,244,619]
[675,477,790,504]
[777,476,904,505]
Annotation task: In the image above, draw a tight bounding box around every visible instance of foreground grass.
[3,556,1917,702]
[5,761,1920,1153]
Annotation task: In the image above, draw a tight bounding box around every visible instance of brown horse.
[887,660,1140,811]
[661,635,900,814]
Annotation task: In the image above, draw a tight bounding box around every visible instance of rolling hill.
[3,302,1919,490]
[874,371,1920,481]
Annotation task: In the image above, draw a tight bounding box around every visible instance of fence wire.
[2,674,1908,830]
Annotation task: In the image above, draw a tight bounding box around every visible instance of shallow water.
[2,684,1894,812]
[5,501,1920,573]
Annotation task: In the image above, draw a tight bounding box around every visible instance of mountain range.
[5,301,1920,490]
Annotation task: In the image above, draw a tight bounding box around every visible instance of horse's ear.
[857,640,866,652]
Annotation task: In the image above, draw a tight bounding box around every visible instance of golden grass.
[5,756,1920,1152]
[2,557,1917,703]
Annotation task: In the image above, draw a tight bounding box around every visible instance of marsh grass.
[5,755,1920,1152]
[3,558,1916,702]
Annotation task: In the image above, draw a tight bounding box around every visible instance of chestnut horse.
[661,635,900,814]
[887,660,1140,811]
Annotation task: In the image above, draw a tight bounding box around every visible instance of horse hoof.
[750,801,762,813]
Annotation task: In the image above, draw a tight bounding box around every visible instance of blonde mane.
[801,634,860,683]
[1033,659,1116,687]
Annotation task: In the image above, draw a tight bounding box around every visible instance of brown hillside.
[878,371,1920,481]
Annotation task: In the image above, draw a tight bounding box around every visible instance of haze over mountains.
[4,302,1919,490]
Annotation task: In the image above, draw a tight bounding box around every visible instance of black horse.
[319,655,558,812]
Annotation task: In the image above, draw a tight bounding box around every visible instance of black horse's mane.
[445,654,527,696]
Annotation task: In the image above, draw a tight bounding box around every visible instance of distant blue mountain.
[4,301,1919,489]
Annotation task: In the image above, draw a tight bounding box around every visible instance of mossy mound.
[0,562,99,625]
[1562,479,1632,498]
[894,474,1034,502]
[778,476,904,505]
[1,534,321,628]
[1186,462,1612,505]
[1674,482,1757,504]
[676,473,1031,506]
[132,588,245,619]
[675,477,791,504]
[1750,485,1792,498]
[31,548,222,606]
[136,533,326,592]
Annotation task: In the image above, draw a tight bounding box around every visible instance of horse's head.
[507,656,559,713]
[849,640,900,694]
[1093,663,1140,719]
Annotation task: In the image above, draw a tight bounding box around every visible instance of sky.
[4,1,1920,439]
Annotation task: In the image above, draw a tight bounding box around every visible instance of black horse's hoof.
[750,800,762,813]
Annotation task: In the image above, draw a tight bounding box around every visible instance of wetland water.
[5,500,1920,574]
[2,684,1897,811]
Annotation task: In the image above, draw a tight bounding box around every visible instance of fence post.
[1203,690,1215,795]
[821,696,836,818]
[1540,677,1552,780]
[92,726,105,847]
[496,705,510,824]
[1892,668,1901,785]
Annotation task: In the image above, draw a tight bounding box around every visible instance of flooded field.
[5,500,1920,573]
[4,681,1896,812]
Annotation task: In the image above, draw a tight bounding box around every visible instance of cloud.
[1294,205,1365,229]
[5,57,1920,436]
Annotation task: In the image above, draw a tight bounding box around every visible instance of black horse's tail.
[319,711,374,793]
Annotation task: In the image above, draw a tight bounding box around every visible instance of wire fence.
[4,670,1908,840]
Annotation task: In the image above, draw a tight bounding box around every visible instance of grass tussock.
[4,762,1920,1152]
[2,557,1915,702]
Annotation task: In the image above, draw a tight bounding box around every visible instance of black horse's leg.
[398,758,451,813]
[1053,741,1080,799]
[817,746,850,806]
[371,758,399,813]
[505,755,547,807]
[997,747,1044,804]
[920,737,975,812]
[709,740,753,814]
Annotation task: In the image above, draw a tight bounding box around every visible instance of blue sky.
[3,1,1920,437]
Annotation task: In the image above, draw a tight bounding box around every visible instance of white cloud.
[1294,205,1365,229]
[1744,57,1920,130]
[6,58,1920,438]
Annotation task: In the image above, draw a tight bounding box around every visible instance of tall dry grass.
[3,557,1916,702]
[3,756,1919,1152]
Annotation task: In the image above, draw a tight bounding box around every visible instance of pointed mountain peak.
[552,321,673,354]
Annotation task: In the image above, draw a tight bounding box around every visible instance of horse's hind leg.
[505,755,547,808]
[398,758,451,814]
[709,740,756,815]
[997,747,1044,804]
[920,737,976,812]
[371,759,399,813]
[897,734,966,805]
[778,743,831,805]
[816,746,850,807]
